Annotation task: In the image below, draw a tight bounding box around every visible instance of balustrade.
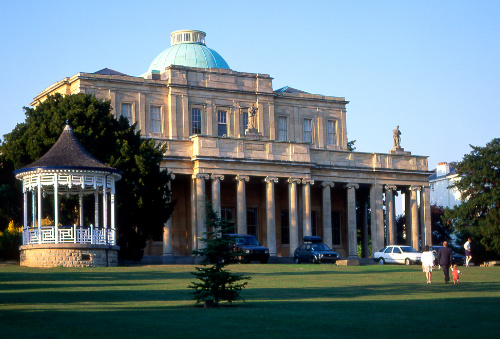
[23,225,116,245]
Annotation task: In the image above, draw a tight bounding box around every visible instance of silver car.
[373,245,422,265]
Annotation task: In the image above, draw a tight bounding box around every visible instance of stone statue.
[247,104,257,130]
[393,125,401,147]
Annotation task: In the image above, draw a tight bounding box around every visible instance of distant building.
[429,162,461,208]
[31,30,432,259]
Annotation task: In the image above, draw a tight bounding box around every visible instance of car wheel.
[378,258,385,265]
[405,258,411,266]
[294,257,300,264]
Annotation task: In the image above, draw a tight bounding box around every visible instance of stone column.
[420,186,432,247]
[405,188,412,246]
[235,175,249,234]
[194,173,209,250]
[321,182,334,247]
[163,174,175,256]
[346,183,359,258]
[288,178,301,256]
[190,177,197,252]
[370,184,384,256]
[410,186,421,250]
[362,200,369,258]
[385,185,397,245]
[302,179,314,237]
[265,177,278,257]
[211,174,224,216]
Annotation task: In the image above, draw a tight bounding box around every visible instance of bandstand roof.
[14,124,122,178]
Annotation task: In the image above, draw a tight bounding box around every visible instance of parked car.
[223,234,270,263]
[429,246,465,266]
[373,245,422,265]
[294,236,340,264]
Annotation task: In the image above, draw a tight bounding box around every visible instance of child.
[452,264,461,284]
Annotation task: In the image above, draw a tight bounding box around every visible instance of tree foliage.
[444,138,500,257]
[431,203,453,245]
[0,93,175,260]
[189,205,250,307]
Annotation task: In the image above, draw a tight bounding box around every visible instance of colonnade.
[162,173,431,258]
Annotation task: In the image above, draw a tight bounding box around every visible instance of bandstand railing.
[23,225,116,245]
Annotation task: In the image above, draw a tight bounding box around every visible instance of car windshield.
[311,244,331,251]
[236,237,260,246]
[400,246,418,253]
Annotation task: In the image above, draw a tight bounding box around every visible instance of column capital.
[302,179,314,185]
[287,177,301,184]
[264,176,278,183]
[192,173,210,180]
[385,184,397,191]
[235,175,250,182]
[321,181,334,188]
[210,174,224,181]
[410,185,422,191]
[345,183,359,190]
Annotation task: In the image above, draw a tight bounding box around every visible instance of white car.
[373,245,422,265]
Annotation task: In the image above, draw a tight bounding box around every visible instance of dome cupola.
[146,30,230,73]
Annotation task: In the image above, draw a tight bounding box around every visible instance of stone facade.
[20,244,119,267]
[31,44,432,260]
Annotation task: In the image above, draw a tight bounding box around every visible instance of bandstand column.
[370,184,384,256]
[265,177,278,257]
[410,186,421,250]
[385,185,397,245]
[54,174,59,243]
[235,175,249,235]
[111,184,116,242]
[211,174,224,216]
[103,179,108,243]
[23,189,27,229]
[79,189,84,226]
[321,182,334,247]
[163,174,175,256]
[94,190,99,228]
[302,179,314,237]
[194,173,209,250]
[288,178,301,256]
[37,176,42,244]
[32,190,36,231]
[346,183,359,258]
[420,186,432,247]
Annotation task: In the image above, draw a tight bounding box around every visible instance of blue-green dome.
[147,30,230,73]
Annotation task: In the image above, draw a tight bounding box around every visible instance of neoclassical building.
[31,30,432,260]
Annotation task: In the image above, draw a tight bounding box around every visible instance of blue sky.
[0,0,498,170]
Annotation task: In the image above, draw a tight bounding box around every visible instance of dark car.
[429,246,465,266]
[224,234,270,263]
[294,236,340,264]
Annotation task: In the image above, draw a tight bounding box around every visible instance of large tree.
[444,138,500,258]
[431,203,453,246]
[0,93,175,260]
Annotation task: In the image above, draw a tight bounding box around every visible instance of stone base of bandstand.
[20,244,120,267]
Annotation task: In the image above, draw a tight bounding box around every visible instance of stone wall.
[20,244,120,267]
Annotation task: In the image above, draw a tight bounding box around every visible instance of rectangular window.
[303,118,312,143]
[121,103,133,125]
[281,209,289,244]
[218,110,227,137]
[192,108,201,135]
[278,116,287,141]
[327,120,337,145]
[311,210,317,236]
[241,112,248,132]
[332,211,341,246]
[247,208,258,237]
[150,106,161,133]
[221,207,235,234]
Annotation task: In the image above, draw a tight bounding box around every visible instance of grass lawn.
[1,263,499,338]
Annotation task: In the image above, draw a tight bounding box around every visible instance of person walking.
[464,238,472,267]
[437,241,453,284]
[421,245,434,284]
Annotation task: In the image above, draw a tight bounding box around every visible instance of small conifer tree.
[189,204,250,307]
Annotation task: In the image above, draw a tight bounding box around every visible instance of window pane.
[218,110,227,137]
[328,120,336,145]
[121,104,132,125]
[247,208,257,236]
[151,106,161,133]
[281,209,289,244]
[192,108,201,135]
[242,112,248,132]
[304,118,312,143]
[278,117,287,141]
